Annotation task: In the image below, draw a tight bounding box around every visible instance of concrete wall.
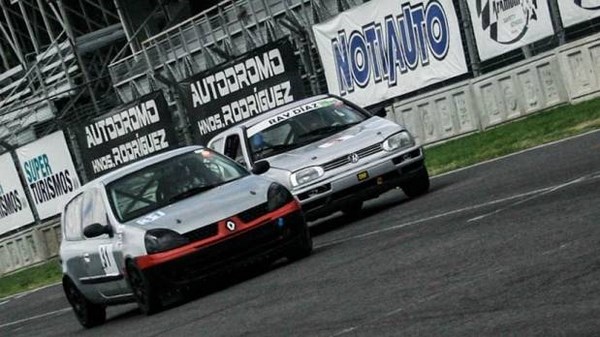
[0,219,61,275]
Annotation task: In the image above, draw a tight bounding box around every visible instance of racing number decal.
[99,244,119,275]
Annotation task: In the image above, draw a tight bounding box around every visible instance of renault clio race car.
[59,146,311,328]
[207,95,430,221]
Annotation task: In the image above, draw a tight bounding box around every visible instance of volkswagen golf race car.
[60,146,312,328]
[207,95,429,221]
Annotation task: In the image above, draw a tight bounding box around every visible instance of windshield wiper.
[167,184,222,203]
[301,122,361,139]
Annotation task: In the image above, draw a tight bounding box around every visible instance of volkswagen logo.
[226,220,236,232]
[348,153,360,164]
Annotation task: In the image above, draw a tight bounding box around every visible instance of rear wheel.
[286,225,313,261]
[402,167,430,198]
[126,261,162,315]
[62,277,106,328]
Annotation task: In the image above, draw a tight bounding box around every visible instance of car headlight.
[290,166,324,187]
[382,131,414,152]
[144,229,189,254]
[267,183,294,211]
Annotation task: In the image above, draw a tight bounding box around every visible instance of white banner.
[17,131,81,220]
[558,1,600,27]
[312,0,468,107]
[0,153,34,234]
[467,0,555,61]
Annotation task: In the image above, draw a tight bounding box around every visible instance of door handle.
[83,253,91,263]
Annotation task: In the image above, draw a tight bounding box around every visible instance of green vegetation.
[1,98,600,299]
[0,258,62,299]
[425,98,600,176]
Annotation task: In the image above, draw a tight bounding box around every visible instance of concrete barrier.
[0,218,61,275]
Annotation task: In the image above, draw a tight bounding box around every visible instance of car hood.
[265,116,402,172]
[124,175,272,233]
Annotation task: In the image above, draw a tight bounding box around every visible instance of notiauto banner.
[16,131,81,220]
[467,0,555,61]
[75,92,177,179]
[182,39,305,144]
[558,1,600,27]
[312,0,468,108]
[0,153,34,235]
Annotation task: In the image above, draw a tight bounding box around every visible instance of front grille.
[183,223,218,242]
[237,202,269,222]
[322,143,383,171]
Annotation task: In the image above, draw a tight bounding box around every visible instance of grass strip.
[425,98,600,176]
[0,258,62,299]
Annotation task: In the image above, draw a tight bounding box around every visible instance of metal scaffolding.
[0,0,124,150]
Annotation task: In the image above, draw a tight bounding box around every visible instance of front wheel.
[62,277,106,328]
[126,261,162,315]
[286,225,313,261]
[401,167,430,198]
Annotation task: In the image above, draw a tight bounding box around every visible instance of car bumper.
[133,202,307,286]
[294,147,426,219]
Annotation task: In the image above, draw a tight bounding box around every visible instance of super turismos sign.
[183,39,305,144]
[312,0,468,108]
[16,131,81,220]
[467,0,554,61]
[76,91,177,178]
[0,153,34,235]
[558,1,600,27]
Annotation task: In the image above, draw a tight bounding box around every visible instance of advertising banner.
[312,0,468,108]
[0,153,34,234]
[467,0,555,61]
[75,91,177,179]
[558,1,600,27]
[182,39,306,144]
[16,131,81,220]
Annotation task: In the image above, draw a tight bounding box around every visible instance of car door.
[61,193,91,292]
[79,187,128,298]
[223,128,253,169]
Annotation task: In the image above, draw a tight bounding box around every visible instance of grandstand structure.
[0,0,360,154]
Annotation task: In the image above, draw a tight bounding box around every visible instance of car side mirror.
[251,160,270,175]
[371,106,387,117]
[83,223,113,238]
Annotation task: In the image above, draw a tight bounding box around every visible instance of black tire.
[340,200,364,217]
[126,261,162,315]
[286,225,313,261]
[402,167,430,198]
[62,277,106,328]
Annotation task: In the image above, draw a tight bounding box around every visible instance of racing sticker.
[318,135,355,148]
[99,244,119,276]
[247,98,338,136]
[136,211,166,225]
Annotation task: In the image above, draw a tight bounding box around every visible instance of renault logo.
[348,153,360,164]
[226,220,236,232]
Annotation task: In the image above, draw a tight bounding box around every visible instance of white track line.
[327,171,599,336]
[0,308,71,329]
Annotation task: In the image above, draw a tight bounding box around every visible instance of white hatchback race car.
[60,146,311,328]
[208,95,429,221]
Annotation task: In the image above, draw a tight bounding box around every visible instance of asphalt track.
[1,130,600,337]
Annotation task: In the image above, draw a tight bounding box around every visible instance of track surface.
[2,130,600,337]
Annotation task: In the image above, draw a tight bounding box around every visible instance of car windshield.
[106,149,249,222]
[247,98,368,160]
